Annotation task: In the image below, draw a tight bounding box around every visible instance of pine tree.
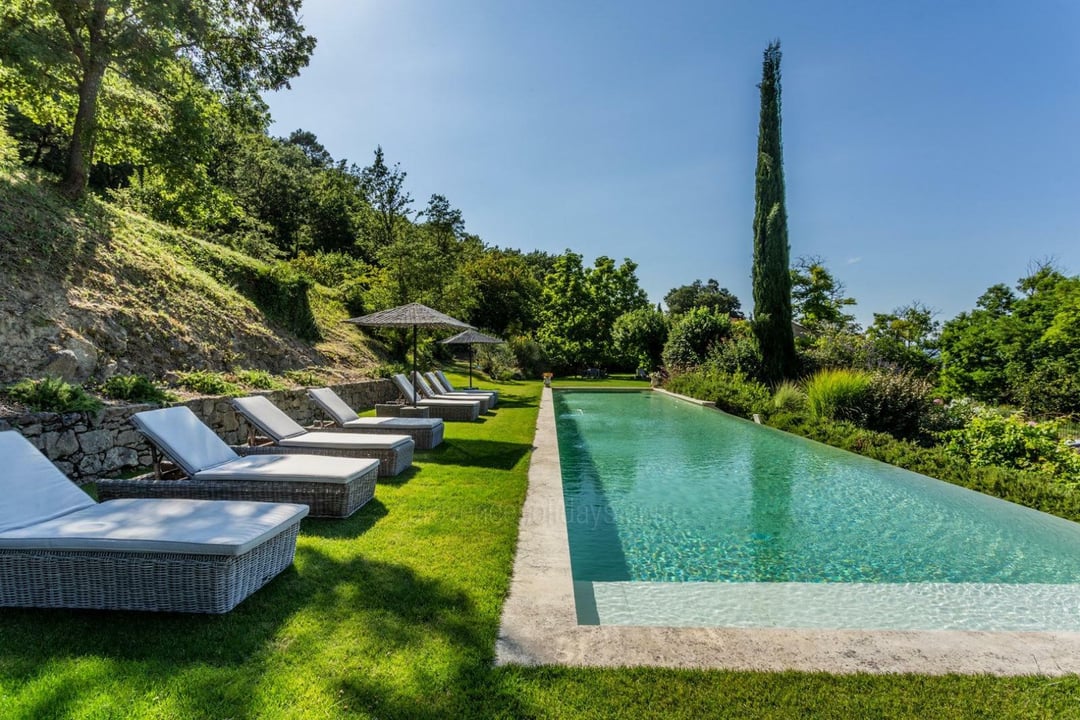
[751,40,798,382]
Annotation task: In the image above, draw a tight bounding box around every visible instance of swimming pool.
[555,390,1080,630]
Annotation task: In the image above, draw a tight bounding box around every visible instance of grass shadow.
[419,438,531,471]
[299,497,390,539]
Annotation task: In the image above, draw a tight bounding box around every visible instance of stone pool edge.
[494,386,1080,675]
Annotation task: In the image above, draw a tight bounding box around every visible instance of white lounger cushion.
[131,407,240,476]
[231,396,308,441]
[308,387,361,425]
[393,375,481,408]
[425,373,497,403]
[0,431,97,532]
[193,453,380,484]
[0,498,308,556]
[277,431,412,451]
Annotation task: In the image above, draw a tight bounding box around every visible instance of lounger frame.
[97,445,378,518]
[0,521,301,613]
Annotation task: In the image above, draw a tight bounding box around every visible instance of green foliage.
[867,301,940,374]
[460,249,542,335]
[751,40,797,382]
[174,370,243,397]
[705,321,764,379]
[233,369,287,391]
[507,334,548,378]
[100,374,176,405]
[372,362,410,379]
[5,377,103,413]
[663,279,742,318]
[939,267,1080,415]
[612,307,668,371]
[798,327,875,372]
[0,110,18,168]
[944,410,1080,480]
[665,368,771,418]
[536,251,649,372]
[790,255,857,336]
[291,251,371,317]
[859,370,934,441]
[283,369,322,387]
[662,307,732,371]
[805,368,872,422]
[772,380,806,413]
[768,413,1080,521]
[476,344,521,381]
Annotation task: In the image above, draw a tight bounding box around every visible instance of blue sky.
[266,0,1080,326]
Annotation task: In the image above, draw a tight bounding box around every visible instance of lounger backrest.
[424,372,448,394]
[0,431,98,532]
[435,370,457,392]
[231,396,307,442]
[308,387,360,426]
[392,374,420,403]
[131,407,240,476]
[412,373,439,398]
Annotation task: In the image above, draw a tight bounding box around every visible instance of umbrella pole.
[469,344,474,388]
[412,325,418,406]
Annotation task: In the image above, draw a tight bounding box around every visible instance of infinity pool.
[555,390,1080,630]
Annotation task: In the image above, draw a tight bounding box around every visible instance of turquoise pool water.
[555,390,1080,629]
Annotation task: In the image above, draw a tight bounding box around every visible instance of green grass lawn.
[1,373,1078,718]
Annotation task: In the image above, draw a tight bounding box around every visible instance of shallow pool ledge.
[495,386,1080,675]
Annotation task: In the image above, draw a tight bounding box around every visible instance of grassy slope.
[0,171,380,382]
[0,374,1077,718]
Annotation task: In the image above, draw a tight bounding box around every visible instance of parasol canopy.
[440,329,504,388]
[346,303,473,405]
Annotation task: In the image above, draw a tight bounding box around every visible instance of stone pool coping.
[494,386,1080,675]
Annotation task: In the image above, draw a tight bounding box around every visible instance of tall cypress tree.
[751,40,798,382]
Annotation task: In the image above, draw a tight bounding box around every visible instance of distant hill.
[0,170,383,385]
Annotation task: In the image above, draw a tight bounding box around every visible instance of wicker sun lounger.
[231,396,414,477]
[390,374,481,422]
[96,406,380,518]
[425,371,498,408]
[0,430,308,613]
[434,369,499,405]
[307,387,444,450]
[409,373,491,413]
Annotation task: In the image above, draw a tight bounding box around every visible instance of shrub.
[768,413,1080,522]
[233,369,287,391]
[476,343,521,381]
[508,335,548,378]
[5,377,104,413]
[174,370,243,397]
[372,362,410,380]
[706,324,765,380]
[943,410,1080,480]
[772,381,806,413]
[0,111,18,168]
[805,368,871,422]
[661,307,732,371]
[665,368,771,419]
[859,370,934,441]
[283,369,322,387]
[100,374,176,404]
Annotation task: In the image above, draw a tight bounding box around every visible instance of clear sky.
[265,0,1080,326]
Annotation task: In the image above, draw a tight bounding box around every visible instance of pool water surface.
[555,390,1080,630]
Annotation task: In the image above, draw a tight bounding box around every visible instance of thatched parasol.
[346,303,473,405]
[440,329,504,388]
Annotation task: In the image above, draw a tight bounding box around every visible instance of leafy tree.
[0,0,315,200]
[460,249,541,336]
[751,39,797,381]
[662,307,732,371]
[612,307,668,371]
[418,193,465,306]
[866,301,940,374]
[536,251,648,372]
[664,279,743,318]
[790,256,857,335]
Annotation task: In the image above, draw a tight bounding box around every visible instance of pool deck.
[494,386,1080,675]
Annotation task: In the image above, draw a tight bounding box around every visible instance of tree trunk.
[59,59,107,200]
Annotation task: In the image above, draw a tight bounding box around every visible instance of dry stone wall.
[0,380,396,483]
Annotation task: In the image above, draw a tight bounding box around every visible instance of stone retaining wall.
[0,380,396,483]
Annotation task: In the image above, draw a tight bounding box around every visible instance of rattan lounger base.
[0,522,301,613]
[236,442,412,478]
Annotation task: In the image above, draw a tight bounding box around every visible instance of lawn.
[0,372,1077,718]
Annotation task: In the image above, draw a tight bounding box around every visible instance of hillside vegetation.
[0,170,381,385]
